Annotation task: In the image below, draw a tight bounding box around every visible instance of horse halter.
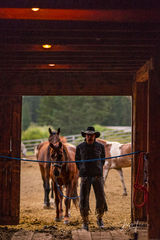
[48,133,60,145]
[50,142,64,169]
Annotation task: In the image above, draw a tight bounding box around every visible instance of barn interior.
[0,1,160,239]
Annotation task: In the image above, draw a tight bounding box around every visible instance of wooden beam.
[0,71,132,96]
[132,81,148,222]
[0,9,160,23]
[136,59,153,82]
[0,0,159,9]
[0,96,22,225]
[148,50,160,239]
[0,44,155,53]
[0,63,142,71]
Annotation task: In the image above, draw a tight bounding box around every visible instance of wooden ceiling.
[0,1,160,74]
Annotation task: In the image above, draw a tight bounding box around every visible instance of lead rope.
[133,152,149,210]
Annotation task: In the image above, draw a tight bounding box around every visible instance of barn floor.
[9,228,148,240]
[0,159,149,240]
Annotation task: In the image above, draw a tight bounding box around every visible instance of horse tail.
[72,182,79,208]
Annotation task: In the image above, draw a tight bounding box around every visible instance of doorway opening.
[20,95,132,230]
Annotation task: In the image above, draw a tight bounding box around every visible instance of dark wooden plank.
[33,232,53,240]
[0,0,159,9]
[0,71,132,96]
[77,229,92,240]
[0,97,12,154]
[72,230,80,240]
[91,231,101,240]
[0,43,155,53]
[0,96,22,225]
[148,50,160,239]
[0,63,145,72]
[11,230,34,240]
[132,81,148,221]
[100,231,112,240]
[0,9,160,23]
[136,59,153,82]
[111,229,129,239]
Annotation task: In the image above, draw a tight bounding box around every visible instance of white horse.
[97,139,132,196]
[21,142,27,157]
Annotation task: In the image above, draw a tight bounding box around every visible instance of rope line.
[55,179,80,200]
[0,151,141,164]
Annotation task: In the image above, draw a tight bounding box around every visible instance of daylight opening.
[20,95,132,230]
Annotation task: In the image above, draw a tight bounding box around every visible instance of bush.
[22,124,54,140]
[93,124,107,132]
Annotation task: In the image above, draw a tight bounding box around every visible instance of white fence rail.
[22,127,131,154]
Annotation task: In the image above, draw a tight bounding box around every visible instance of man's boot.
[82,216,89,231]
[97,213,104,229]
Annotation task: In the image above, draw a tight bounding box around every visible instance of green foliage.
[22,101,31,130]
[22,96,41,131]
[22,124,53,140]
[22,96,131,135]
[93,124,108,132]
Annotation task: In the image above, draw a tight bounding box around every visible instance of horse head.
[50,141,64,177]
[48,127,61,145]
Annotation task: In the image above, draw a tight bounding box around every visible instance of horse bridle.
[50,143,67,169]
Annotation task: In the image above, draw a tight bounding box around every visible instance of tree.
[22,101,31,130]
[23,95,131,135]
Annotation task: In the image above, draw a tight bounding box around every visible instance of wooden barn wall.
[132,81,148,222]
[0,71,132,96]
[0,96,22,224]
[148,55,160,239]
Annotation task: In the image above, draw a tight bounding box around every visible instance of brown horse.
[37,128,79,223]
[49,138,79,224]
[36,128,64,208]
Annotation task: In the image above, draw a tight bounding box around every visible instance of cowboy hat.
[81,126,100,138]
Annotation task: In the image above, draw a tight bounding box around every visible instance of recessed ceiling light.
[42,44,52,49]
[32,8,40,12]
[49,64,55,67]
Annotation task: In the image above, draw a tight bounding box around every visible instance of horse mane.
[62,142,72,160]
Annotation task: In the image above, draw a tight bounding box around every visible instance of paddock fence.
[22,127,131,155]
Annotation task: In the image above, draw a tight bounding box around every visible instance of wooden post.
[132,80,148,222]
[0,96,22,225]
[148,52,160,239]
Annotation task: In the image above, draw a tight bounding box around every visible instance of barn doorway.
[20,95,132,230]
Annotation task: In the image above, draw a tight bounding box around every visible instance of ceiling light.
[42,44,52,49]
[32,8,40,12]
[49,64,55,67]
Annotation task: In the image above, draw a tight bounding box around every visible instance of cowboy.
[75,126,108,230]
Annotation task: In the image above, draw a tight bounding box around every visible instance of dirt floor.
[0,156,132,239]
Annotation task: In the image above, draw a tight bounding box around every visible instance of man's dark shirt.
[75,141,105,177]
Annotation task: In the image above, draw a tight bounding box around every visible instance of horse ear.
[49,128,52,135]
[57,128,60,135]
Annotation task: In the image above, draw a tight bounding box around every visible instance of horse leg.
[64,185,72,224]
[43,179,51,208]
[117,168,127,196]
[50,180,55,208]
[39,165,50,208]
[54,182,63,221]
[43,165,51,208]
